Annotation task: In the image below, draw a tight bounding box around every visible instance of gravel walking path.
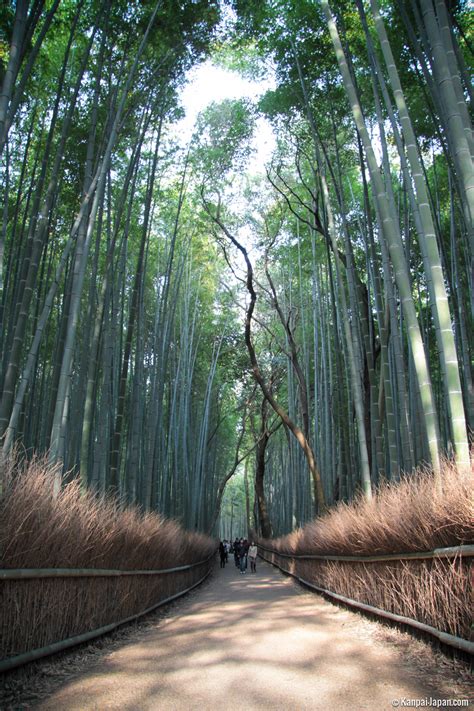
[35,559,470,711]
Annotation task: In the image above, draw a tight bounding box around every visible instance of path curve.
[37,559,463,710]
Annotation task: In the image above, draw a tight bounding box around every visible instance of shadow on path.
[37,559,462,711]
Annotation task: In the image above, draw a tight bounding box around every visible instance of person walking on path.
[219,541,226,568]
[233,537,240,567]
[239,538,247,574]
[248,541,258,573]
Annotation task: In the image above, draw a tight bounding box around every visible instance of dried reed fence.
[258,460,473,651]
[0,454,216,670]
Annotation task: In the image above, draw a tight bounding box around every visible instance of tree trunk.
[204,197,326,512]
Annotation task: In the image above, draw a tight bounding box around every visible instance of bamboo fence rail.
[0,558,212,580]
[0,553,215,672]
[257,543,474,562]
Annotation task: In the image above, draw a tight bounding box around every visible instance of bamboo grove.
[0,0,472,538]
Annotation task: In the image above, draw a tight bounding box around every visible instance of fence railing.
[257,543,474,562]
[258,544,473,656]
[0,557,212,580]
[0,553,215,673]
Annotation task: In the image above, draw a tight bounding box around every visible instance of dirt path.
[35,559,470,711]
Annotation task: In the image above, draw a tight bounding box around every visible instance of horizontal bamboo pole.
[0,568,211,673]
[258,543,474,563]
[0,553,214,580]
[259,552,473,656]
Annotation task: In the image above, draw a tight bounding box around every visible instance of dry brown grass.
[264,459,473,557]
[259,459,473,641]
[0,452,215,570]
[0,453,216,660]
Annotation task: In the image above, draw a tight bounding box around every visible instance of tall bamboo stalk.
[322,0,441,478]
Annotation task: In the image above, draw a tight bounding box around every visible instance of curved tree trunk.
[254,396,273,538]
[204,195,326,513]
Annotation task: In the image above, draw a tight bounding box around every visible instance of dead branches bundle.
[0,454,215,661]
[259,460,473,641]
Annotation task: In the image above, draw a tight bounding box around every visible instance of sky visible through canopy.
[176,60,276,176]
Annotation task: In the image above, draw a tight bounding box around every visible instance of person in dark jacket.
[239,538,247,574]
[233,537,240,567]
[219,541,226,568]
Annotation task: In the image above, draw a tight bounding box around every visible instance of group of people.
[218,538,258,574]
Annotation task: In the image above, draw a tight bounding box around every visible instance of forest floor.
[2,558,472,711]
